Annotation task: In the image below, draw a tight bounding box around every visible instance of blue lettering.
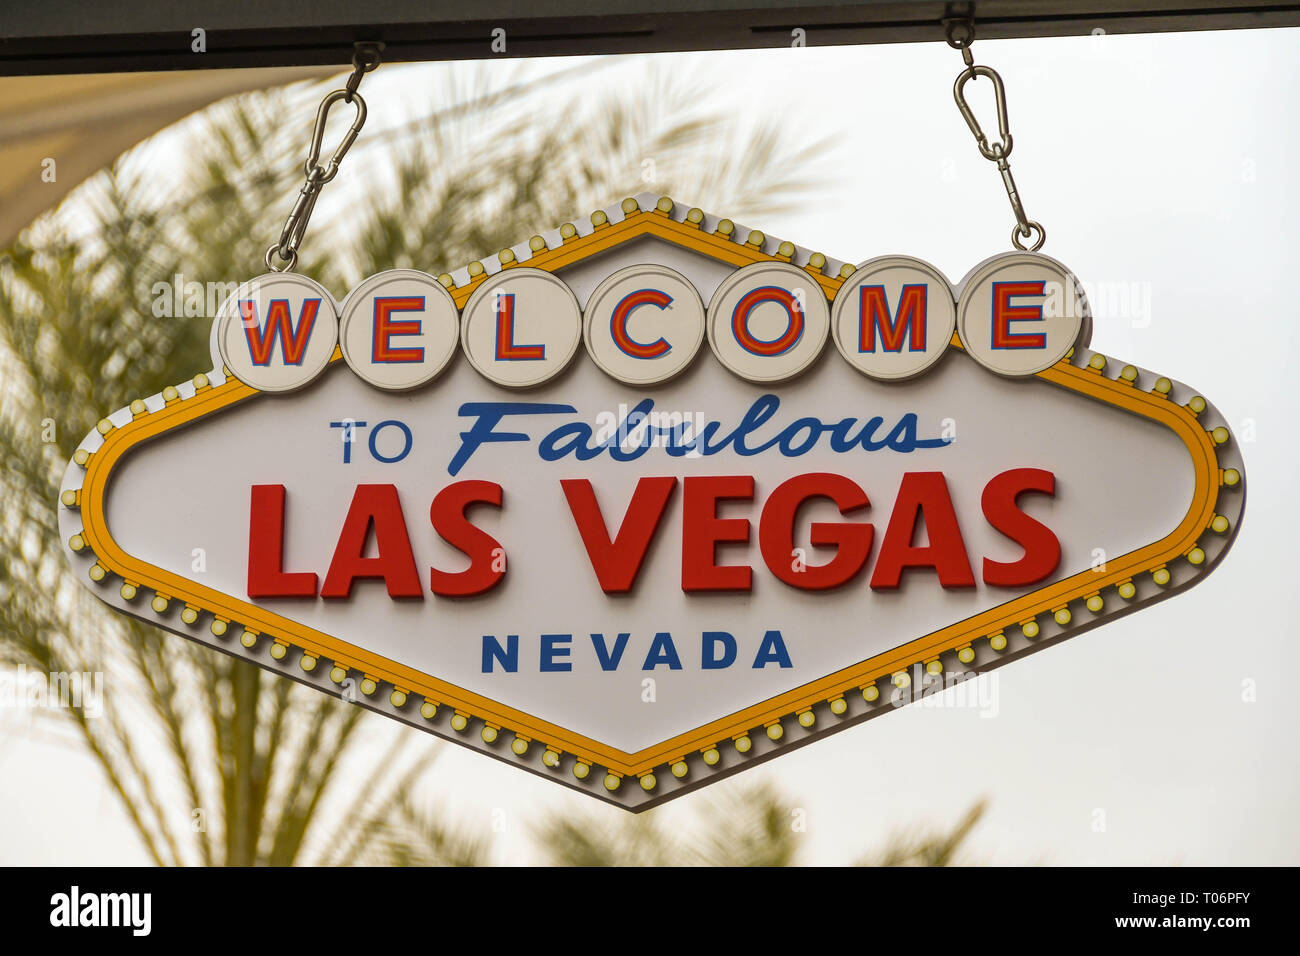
[752,630,793,669]
[482,634,518,673]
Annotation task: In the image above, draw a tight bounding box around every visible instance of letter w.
[241,298,320,365]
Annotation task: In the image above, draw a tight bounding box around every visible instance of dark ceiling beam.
[2,2,1299,76]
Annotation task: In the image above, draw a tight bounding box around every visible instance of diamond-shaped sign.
[59,194,1244,809]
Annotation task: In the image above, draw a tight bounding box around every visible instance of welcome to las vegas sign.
[59,193,1244,809]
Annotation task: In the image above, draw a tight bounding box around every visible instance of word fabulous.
[215,252,1087,393]
[246,467,1061,601]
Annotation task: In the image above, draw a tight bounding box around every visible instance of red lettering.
[562,477,677,593]
[859,284,927,352]
[870,472,975,589]
[494,294,545,360]
[247,484,318,598]
[321,484,422,598]
[759,473,874,590]
[372,296,425,363]
[240,298,319,366]
[681,476,753,591]
[981,468,1060,587]
[991,281,1047,349]
[429,480,507,597]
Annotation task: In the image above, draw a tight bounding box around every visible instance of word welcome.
[215,251,1086,393]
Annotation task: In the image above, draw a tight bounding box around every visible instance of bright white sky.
[3,26,1298,865]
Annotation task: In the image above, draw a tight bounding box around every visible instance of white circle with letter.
[338,270,460,390]
[832,256,956,381]
[957,252,1086,377]
[583,264,705,385]
[461,267,583,388]
[216,272,339,392]
[706,262,830,383]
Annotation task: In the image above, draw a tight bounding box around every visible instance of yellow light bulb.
[767,722,785,740]
[829,697,848,715]
[420,700,437,719]
[702,748,720,766]
[990,633,1007,651]
[671,761,688,778]
[958,646,976,664]
[511,736,529,756]
[269,642,286,660]
[604,773,621,791]
[573,761,590,780]
[640,774,657,791]
[734,735,752,753]
[390,689,407,707]
[300,654,318,672]
[329,665,346,683]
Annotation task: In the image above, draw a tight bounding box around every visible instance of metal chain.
[943,19,1045,252]
[265,42,384,272]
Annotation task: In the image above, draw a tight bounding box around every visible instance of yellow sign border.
[70,202,1235,781]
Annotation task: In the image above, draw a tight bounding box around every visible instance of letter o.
[706,262,830,383]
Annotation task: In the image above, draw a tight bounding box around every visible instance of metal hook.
[954,65,1013,162]
[305,89,367,185]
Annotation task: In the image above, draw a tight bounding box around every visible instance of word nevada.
[215,249,1086,393]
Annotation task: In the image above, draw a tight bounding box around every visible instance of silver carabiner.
[953,65,1013,162]
[305,89,368,185]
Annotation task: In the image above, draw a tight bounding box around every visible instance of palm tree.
[0,60,985,866]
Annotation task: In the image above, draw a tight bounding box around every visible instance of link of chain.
[266,42,384,272]
[943,19,1045,252]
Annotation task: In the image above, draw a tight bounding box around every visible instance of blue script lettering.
[448,396,949,475]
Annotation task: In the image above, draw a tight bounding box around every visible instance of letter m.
[859,284,927,352]
[240,298,320,366]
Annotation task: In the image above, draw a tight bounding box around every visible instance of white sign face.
[338,269,461,391]
[61,195,1245,809]
[461,268,583,388]
[583,264,705,385]
[832,256,958,381]
[706,262,831,383]
[956,253,1085,377]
